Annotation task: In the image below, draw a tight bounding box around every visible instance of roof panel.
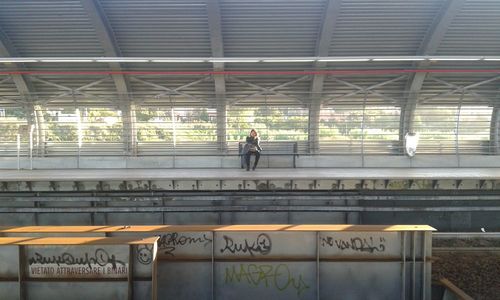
[437,0,500,55]
[0,0,104,56]
[220,0,324,56]
[329,0,444,55]
[99,0,212,56]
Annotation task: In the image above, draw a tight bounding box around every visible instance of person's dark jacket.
[243,136,262,154]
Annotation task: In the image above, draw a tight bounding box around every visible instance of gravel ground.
[432,251,500,300]
[434,238,500,248]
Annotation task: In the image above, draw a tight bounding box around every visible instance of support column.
[308,99,321,154]
[120,101,137,156]
[490,106,500,154]
[215,85,227,153]
[34,105,46,157]
[24,103,46,158]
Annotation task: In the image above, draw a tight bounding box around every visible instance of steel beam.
[228,76,305,104]
[309,0,341,153]
[327,76,407,104]
[491,106,500,154]
[206,0,228,152]
[130,77,209,104]
[0,28,45,156]
[421,76,500,104]
[400,0,465,147]
[80,0,137,155]
[0,205,499,213]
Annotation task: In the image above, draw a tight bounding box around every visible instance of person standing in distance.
[244,129,262,171]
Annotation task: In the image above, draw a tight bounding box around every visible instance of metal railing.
[0,105,498,166]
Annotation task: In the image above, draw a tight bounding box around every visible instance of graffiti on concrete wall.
[219,233,272,256]
[224,263,310,297]
[136,244,153,265]
[157,232,212,256]
[27,248,128,278]
[320,235,387,253]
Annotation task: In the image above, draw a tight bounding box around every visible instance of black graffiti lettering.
[157,232,213,256]
[28,248,126,269]
[137,244,153,265]
[220,233,272,256]
[321,236,386,253]
[225,263,310,296]
[321,236,334,247]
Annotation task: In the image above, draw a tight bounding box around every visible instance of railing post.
[293,142,298,168]
[17,133,20,170]
[29,124,34,170]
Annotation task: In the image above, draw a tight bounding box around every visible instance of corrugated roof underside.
[329,0,444,56]
[99,0,212,57]
[436,0,500,55]
[220,0,324,56]
[0,0,104,56]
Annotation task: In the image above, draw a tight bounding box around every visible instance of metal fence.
[0,104,497,161]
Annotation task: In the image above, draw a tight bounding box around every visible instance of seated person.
[243,129,262,171]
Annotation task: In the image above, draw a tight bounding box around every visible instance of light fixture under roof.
[151,58,207,63]
[0,56,499,64]
[317,57,371,62]
[261,58,316,62]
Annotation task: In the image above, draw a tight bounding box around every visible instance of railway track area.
[432,233,500,300]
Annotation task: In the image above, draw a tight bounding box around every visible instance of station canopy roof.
[1,0,500,107]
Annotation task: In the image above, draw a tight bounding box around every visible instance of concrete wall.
[2,154,500,169]
[1,197,498,232]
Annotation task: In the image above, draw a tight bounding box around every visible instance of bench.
[238,141,298,168]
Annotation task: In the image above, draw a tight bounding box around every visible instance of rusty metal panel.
[158,262,212,300]
[25,282,129,300]
[214,232,316,259]
[320,262,402,300]
[0,245,19,278]
[25,245,130,279]
[319,231,401,258]
[0,282,19,300]
[216,262,315,300]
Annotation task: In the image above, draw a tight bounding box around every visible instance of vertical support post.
[211,231,215,300]
[34,105,46,157]
[361,93,367,167]
[121,102,137,156]
[401,231,407,300]
[455,92,464,166]
[128,245,133,300]
[18,245,26,300]
[76,108,83,168]
[171,105,176,168]
[490,106,500,154]
[216,78,227,153]
[308,100,321,154]
[17,133,20,170]
[316,231,320,300]
[29,124,34,170]
[412,232,416,300]
[399,90,419,155]
[421,233,426,300]
[206,0,227,152]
